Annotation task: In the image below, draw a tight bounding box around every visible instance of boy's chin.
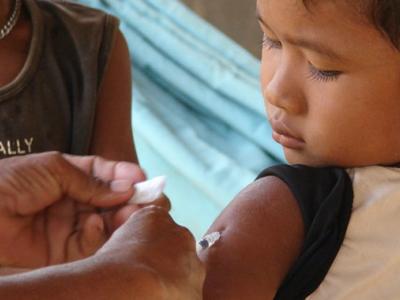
[285,151,359,168]
[284,150,333,167]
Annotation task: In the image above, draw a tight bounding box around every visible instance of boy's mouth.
[270,120,305,150]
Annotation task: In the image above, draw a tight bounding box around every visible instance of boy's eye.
[262,34,281,50]
[307,63,342,82]
[260,34,342,82]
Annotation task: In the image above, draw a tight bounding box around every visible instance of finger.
[109,161,147,184]
[94,185,171,231]
[52,155,135,207]
[63,154,146,185]
[0,267,31,275]
[80,214,107,255]
[67,213,106,261]
[138,194,171,211]
[97,206,183,256]
[100,197,170,233]
[0,153,136,217]
[114,205,173,237]
[110,204,141,230]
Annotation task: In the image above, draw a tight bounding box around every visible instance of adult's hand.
[0,151,148,268]
[0,206,204,300]
[95,206,205,300]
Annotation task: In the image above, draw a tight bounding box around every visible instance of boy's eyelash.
[261,34,342,82]
[307,63,342,82]
[262,34,281,50]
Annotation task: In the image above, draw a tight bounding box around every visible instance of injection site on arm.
[198,176,304,299]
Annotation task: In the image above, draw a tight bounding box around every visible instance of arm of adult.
[0,151,150,268]
[0,206,205,300]
[89,29,138,163]
[198,176,304,299]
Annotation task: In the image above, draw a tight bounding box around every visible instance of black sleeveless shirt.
[0,0,119,157]
[256,164,354,299]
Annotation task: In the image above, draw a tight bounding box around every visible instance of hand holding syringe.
[132,177,221,252]
[122,176,222,253]
[0,175,220,280]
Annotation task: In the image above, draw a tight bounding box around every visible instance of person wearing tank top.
[0,0,138,162]
[0,0,149,278]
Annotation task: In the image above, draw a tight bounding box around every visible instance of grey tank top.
[0,0,119,158]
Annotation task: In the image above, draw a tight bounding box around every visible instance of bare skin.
[89,29,139,162]
[260,0,400,167]
[0,153,205,299]
[201,0,400,298]
[0,207,205,300]
[199,177,304,299]
[0,152,146,269]
[0,0,139,163]
[0,0,144,271]
[0,0,150,276]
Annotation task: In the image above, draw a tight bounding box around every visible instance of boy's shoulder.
[257,164,353,230]
[200,174,305,299]
[202,164,354,298]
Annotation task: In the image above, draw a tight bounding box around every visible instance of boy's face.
[258,0,400,167]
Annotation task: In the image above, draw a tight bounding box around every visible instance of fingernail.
[110,180,133,193]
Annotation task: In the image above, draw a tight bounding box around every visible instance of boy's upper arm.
[89,29,138,163]
[199,176,304,300]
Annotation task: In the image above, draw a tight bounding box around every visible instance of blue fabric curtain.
[80,0,284,238]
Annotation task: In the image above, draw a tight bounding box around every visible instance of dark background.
[181,0,262,58]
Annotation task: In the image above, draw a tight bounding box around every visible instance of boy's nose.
[263,66,306,115]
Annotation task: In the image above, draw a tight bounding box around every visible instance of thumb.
[0,152,135,216]
[52,154,134,207]
[104,206,172,244]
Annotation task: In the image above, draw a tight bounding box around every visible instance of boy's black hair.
[369,0,400,48]
[303,0,400,49]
